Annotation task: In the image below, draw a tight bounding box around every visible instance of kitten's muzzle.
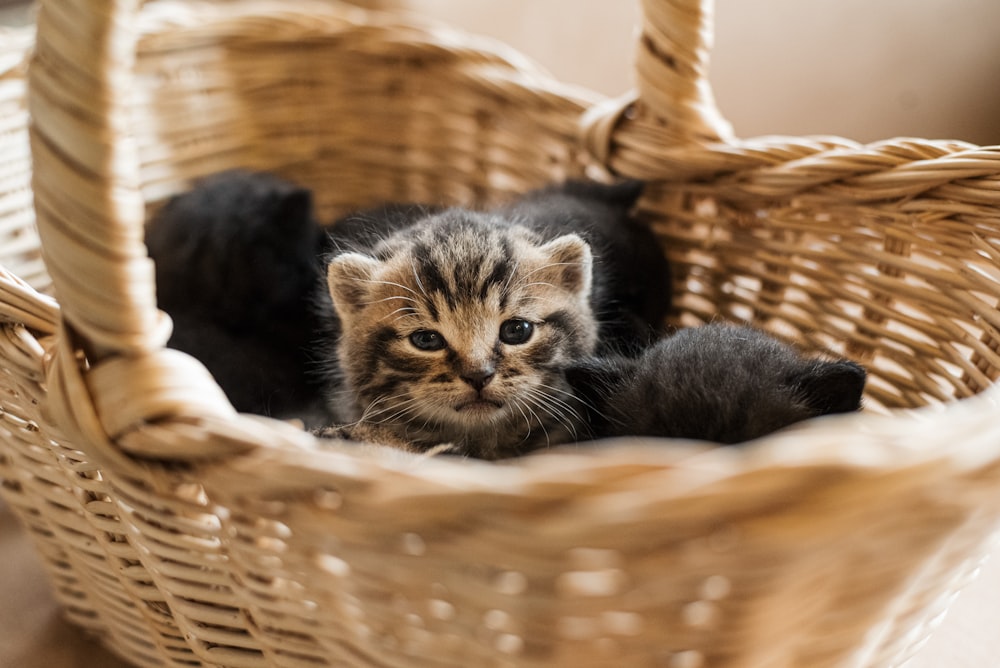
[460,367,495,391]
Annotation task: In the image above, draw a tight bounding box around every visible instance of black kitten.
[567,323,866,444]
[145,169,331,426]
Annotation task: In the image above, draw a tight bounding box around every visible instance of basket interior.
[123,7,1000,416]
[131,10,595,218]
[4,6,1000,415]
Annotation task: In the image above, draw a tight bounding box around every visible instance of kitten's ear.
[791,360,867,416]
[537,234,593,296]
[327,252,381,316]
[275,188,314,225]
[560,179,644,208]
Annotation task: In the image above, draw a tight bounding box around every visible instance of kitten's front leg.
[313,422,458,456]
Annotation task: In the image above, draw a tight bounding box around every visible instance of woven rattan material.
[2,0,1000,666]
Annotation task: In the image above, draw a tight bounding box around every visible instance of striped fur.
[325,210,597,459]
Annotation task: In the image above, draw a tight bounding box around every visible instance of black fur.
[145,169,331,426]
[567,323,866,444]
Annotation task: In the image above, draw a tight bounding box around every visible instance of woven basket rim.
[213,385,1000,482]
[4,242,999,489]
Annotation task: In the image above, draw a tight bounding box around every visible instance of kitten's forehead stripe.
[482,258,514,303]
[415,249,457,311]
[425,295,440,322]
[406,219,523,317]
[455,259,477,297]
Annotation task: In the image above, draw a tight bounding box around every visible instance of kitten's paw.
[313,422,427,454]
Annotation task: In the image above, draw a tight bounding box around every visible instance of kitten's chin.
[453,398,504,415]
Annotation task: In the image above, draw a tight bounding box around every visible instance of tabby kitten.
[322,181,671,459]
[567,323,867,444]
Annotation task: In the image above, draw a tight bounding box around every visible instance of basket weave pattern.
[2,1,1000,666]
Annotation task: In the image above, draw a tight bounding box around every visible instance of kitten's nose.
[461,367,495,391]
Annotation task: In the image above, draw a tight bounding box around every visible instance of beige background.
[2,1,1000,667]
[415,0,1000,145]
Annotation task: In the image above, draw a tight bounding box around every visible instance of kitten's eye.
[409,329,446,351]
[499,319,534,345]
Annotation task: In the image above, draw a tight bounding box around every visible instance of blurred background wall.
[4,0,999,143]
[414,0,1000,145]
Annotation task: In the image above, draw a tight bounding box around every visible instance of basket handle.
[582,0,733,171]
[30,0,261,465]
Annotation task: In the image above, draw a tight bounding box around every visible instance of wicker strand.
[634,0,732,141]
[0,266,58,335]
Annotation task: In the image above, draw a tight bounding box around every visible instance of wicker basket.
[3,0,1000,666]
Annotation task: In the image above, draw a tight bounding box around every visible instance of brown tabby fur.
[327,212,596,459]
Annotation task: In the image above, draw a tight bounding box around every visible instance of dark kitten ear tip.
[559,178,645,206]
[597,179,645,206]
[833,359,868,386]
[276,188,314,216]
[794,358,868,415]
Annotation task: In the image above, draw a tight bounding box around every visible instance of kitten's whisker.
[508,397,534,441]
[364,399,421,424]
[524,385,583,421]
[533,381,576,398]
[380,306,421,325]
[410,260,431,301]
[361,294,419,306]
[533,381,591,414]
[522,388,581,441]
[369,395,426,425]
[355,278,423,301]
[372,405,421,427]
[358,393,415,422]
[517,397,550,448]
